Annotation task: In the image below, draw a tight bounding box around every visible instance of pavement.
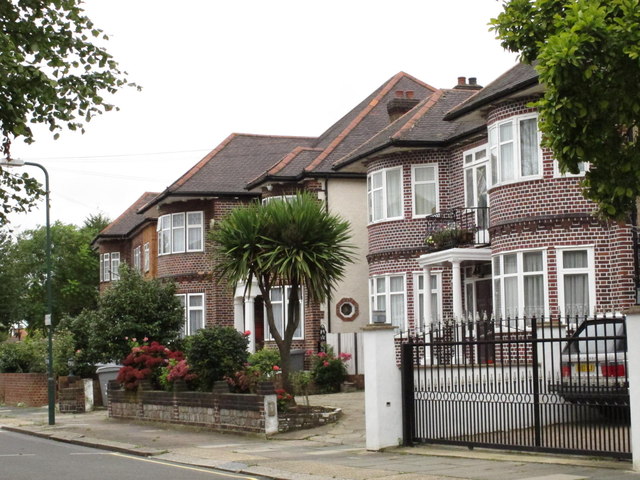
[0,391,638,480]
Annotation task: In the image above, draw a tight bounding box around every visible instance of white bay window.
[176,293,205,337]
[557,247,595,317]
[370,274,406,328]
[158,211,204,255]
[266,286,304,340]
[412,164,438,217]
[489,114,541,186]
[493,250,546,319]
[368,167,402,223]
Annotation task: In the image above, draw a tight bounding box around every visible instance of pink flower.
[143,337,149,342]
[272,365,281,371]
[244,330,251,336]
[124,336,129,341]
[76,349,82,354]
[339,353,352,361]
[317,352,327,359]
[305,349,313,356]
[323,361,330,367]
[132,338,137,342]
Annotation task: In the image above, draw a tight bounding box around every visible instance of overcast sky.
[7,0,519,232]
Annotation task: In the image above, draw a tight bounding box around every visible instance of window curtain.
[523,252,544,317]
[500,123,515,181]
[389,276,404,328]
[386,169,402,217]
[188,295,203,334]
[520,118,539,176]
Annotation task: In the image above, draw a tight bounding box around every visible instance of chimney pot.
[405,90,414,99]
[395,90,404,98]
[457,76,466,86]
[469,77,477,86]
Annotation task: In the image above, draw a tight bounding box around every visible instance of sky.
[7,0,519,232]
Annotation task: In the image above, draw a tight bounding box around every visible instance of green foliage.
[184,326,250,391]
[247,348,281,376]
[309,346,350,393]
[61,265,183,364]
[0,1,137,225]
[290,370,312,406]
[0,217,106,333]
[491,0,640,219]
[0,329,75,375]
[212,192,355,391]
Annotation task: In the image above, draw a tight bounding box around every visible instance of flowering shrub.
[308,346,351,393]
[275,388,294,412]
[159,358,197,390]
[225,348,281,393]
[425,226,474,251]
[116,338,186,390]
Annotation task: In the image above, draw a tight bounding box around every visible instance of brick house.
[333,63,637,330]
[94,72,435,354]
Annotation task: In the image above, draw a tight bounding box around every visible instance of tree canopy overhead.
[491,0,640,219]
[0,0,136,225]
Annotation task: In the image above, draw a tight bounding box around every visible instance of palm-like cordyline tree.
[211,192,355,393]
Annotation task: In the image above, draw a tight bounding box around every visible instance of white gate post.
[626,308,640,470]
[363,324,403,450]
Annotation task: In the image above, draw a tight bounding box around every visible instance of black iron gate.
[400,315,630,459]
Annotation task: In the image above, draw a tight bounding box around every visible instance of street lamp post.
[0,158,54,425]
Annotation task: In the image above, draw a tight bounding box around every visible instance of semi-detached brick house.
[95,63,639,360]
[93,72,436,355]
[333,63,637,332]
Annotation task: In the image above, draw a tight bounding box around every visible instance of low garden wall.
[0,373,48,406]
[108,384,279,435]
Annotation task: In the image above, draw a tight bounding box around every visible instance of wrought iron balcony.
[424,206,490,251]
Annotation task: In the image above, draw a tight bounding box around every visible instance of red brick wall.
[0,373,48,406]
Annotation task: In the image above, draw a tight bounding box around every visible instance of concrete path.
[0,392,636,480]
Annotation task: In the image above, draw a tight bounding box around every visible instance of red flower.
[244,330,251,336]
[272,365,281,371]
[323,361,329,367]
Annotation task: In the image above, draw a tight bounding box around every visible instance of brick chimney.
[454,76,482,90]
[387,90,420,123]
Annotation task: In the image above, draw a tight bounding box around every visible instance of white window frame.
[133,246,141,271]
[367,166,403,224]
[492,248,548,320]
[143,243,150,272]
[489,113,542,186]
[262,195,296,205]
[369,274,407,329]
[100,253,110,282]
[175,293,205,337]
[553,160,589,178]
[110,252,121,281]
[157,211,204,255]
[411,164,439,218]
[265,286,304,340]
[413,271,441,330]
[556,246,596,318]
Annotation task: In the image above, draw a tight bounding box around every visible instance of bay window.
[133,246,141,271]
[176,293,205,337]
[489,114,541,185]
[266,286,304,340]
[412,164,438,217]
[557,247,595,318]
[110,252,121,281]
[368,167,402,223]
[370,274,406,328]
[158,211,204,255]
[493,250,546,319]
[143,243,150,272]
[414,272,440,329]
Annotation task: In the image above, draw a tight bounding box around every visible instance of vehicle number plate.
[578,363,595,373]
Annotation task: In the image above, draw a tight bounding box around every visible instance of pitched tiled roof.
[444,63,539,121]
[95,192,159,241]
[144,134,317,209]
[333,88,484,169]
[246,72,437,188]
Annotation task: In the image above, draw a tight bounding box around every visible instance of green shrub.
[247,348,281,376]
[184,327,249,391]
[0,329,75,375]
[309,345,350,393]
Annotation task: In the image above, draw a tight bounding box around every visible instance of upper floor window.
[412,164,438,217]
[133,246,141,271]
[493,249,547,319]
[554,160,588,178]
[368,167,402,223]
[262,195,296,205]
[489,114,541,186]
[158,211,204,255]
[143,243,150,272]
[369,274,406,328]
[100,252,120,282]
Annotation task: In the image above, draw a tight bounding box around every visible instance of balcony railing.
[424,206,490,251]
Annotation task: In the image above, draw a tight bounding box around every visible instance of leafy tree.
[0,231,23,333]
[491,0,640,219]
[212,193,354,392]
[74,265,183,363]
[0,0,137,225]
[9,219,105,329]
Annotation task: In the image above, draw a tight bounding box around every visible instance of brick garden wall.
[0,373,48,406]
[108,388,278,435]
